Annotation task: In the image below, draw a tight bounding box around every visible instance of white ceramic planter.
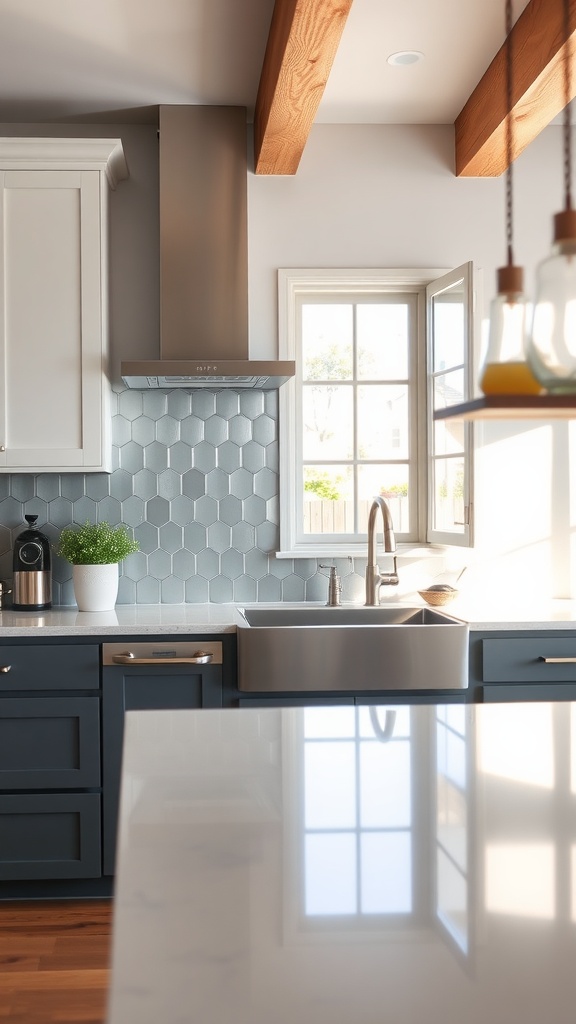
[73,562,119,612]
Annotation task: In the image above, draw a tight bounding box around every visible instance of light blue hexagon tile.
[281,574,306,602]
[185,575,209,602]
[10,474,36,503]
[257,574,282,602]
[233,574,258,602]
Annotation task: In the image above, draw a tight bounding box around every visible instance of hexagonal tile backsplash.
[0,388,365,605]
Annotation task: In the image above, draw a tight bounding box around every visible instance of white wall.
[247,121,562,352]
[248,121,575,600]
[247,122,496,352]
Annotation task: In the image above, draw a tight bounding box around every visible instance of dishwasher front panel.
[101,640,224,875]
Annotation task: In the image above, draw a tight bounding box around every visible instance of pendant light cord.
[505,0,514,265]
[564,0,573,211]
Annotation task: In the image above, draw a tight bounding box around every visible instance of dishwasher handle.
[112,651,213,665]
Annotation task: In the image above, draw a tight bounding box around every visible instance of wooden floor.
[0,901,112,1024]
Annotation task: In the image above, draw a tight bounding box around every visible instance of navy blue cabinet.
[470,631,576,702]
[0,643,102,883]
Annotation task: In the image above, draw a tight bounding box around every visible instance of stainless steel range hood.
[121,106,295,390]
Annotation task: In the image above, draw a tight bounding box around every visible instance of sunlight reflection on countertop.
[107,702,576,1024]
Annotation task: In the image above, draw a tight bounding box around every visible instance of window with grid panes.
[278,267,474,556]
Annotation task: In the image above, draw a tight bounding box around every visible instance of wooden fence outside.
[303,496,463,534]
[303,497,406,534]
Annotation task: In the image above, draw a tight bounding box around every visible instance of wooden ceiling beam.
[254,0,354,175]
[455,0,576,177]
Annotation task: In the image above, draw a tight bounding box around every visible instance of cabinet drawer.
[0,697,100,789]
[0,792,101,880]
[0,644,99,691]
[482,637,576,682]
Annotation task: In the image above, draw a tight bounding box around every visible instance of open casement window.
[426,264,474,548]
[278,267,475,557]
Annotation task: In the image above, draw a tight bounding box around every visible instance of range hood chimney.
[121,105,295,390]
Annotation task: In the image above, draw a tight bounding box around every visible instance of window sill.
[275,544,458,560]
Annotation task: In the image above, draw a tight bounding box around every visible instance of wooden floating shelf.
[434,395,576,421]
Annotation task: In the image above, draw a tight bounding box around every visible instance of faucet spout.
[365,495,399,605]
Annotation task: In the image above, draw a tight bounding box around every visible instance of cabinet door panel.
[0,171,104,469]
[3,172,84,460]
[0,697,100,788]
[0,136,127,474]
[0,792,101,880]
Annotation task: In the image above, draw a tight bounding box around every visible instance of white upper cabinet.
[0,138,128,473]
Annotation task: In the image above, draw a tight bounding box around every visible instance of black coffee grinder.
[12,514,52,611]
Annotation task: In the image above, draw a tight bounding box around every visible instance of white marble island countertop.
[108,703,576,1024]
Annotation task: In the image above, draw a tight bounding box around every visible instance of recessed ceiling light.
[387,50,424,67]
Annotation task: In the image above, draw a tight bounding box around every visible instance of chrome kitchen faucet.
[365,496,399,605]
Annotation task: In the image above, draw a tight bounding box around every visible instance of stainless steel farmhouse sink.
[236,605,469,692]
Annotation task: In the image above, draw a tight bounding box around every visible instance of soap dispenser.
[320,564,342,607]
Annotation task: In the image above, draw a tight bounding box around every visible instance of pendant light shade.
[527,210,576,391]
[481,265,541,394]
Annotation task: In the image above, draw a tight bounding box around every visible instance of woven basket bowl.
[418,588,458,607]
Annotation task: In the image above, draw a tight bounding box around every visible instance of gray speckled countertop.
[0,604,240,637]
[1,595,576,636]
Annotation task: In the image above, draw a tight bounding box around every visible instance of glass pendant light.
[527,0,576,392]
[480,0,542,396]
[481,266,541,394]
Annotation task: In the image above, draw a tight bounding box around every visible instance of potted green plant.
[57,521,139,611]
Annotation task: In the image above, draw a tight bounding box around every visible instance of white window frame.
[278,267,475,558]
[426,265,475,547]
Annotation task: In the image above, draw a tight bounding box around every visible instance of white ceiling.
[0,0,531,125]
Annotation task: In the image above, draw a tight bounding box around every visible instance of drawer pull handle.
[540,657,576,664]
[0,665,11,673]
[112,651,213,666]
